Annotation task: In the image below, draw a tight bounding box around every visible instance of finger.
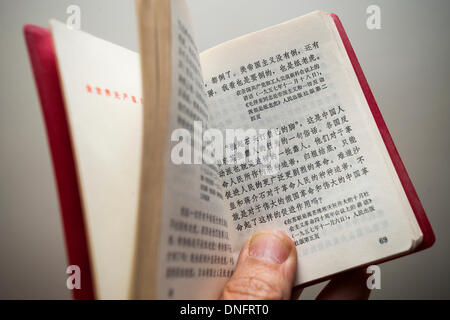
[221,229,297,300]
[316,268,370,300]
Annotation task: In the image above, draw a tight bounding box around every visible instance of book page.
[50,21,142,299]
[200,11,422,285]
[134,0,233,299]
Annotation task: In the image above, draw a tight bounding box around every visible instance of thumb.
[221,229,297,300]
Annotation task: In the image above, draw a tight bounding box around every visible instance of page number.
[379,236,388,244]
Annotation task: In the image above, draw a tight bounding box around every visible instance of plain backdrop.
[0,0,449,299]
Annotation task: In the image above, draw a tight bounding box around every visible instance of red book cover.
[330,13,435,252]
[23,24,95,300]
[22,13,434,298]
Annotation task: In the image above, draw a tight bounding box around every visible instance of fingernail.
[248,232,291,264]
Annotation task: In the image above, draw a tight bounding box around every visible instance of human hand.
[220,229,371,300]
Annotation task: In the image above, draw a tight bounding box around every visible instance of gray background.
[0,0,449,299]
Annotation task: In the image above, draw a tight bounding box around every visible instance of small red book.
[23,7,435,299]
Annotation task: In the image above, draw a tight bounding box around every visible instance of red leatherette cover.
[24,24,95,299]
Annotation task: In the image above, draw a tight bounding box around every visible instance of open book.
[24,0,434,300]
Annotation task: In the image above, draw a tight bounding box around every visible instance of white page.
[50,21,142,299]
[200,11,421,285]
